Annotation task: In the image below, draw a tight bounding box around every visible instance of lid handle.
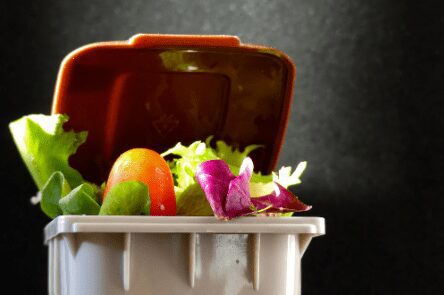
[129,34,241,48]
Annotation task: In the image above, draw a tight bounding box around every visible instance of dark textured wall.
[1,1,443,294]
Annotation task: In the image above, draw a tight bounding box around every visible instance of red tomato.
[103,148,176,216]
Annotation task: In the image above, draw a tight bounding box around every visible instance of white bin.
[44,216,325,295]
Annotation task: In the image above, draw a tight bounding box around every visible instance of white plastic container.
[45,216,324,295]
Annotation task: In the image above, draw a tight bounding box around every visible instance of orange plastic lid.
[52,34,296,183]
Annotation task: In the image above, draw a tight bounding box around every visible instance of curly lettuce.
[161,138,309,217]
[161,139,272,215]
[10,114,99,218]
[9,114,87,190]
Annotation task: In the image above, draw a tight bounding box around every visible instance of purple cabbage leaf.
[195,157,311,219]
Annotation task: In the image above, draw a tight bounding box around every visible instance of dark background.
[1,0,443,294]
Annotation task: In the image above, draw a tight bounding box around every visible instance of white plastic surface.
[45,216,325,295]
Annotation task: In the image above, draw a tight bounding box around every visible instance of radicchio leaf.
[196,157,312,219]
[196,159,255,219]
[195,160,234,218]
[251,183,311,213]
[225,157,255,218]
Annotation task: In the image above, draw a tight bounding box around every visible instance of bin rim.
[44,215,325,244]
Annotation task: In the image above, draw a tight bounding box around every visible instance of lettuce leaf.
[40,171,71,218]
[9,114,87,190]
[212,139,262,167]
[99,181,150,215]
[161,141,218,195]
[40,171,100,218]
[162,139,270,194]
[176,183,213,216]
[59,183,100,215]
[273,162,307,188]
[209,137,272,183]
[247,162,308,217]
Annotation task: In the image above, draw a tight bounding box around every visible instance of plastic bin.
[43,34,326,294]
[45,216,324,295]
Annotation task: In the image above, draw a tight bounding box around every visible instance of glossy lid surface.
[52,35,295,183]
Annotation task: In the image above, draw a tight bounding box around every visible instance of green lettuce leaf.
[249,181,275,198]
[142,197,151,215]
[248,161,307,198]
[9,114,87,190]
[176,183,213,216]
[210,139,271,183]
[162,139,270,192]
[59,183,100,215]
[228,165,273,183]
[212,139,262,167]
[99,181,150,215]
[40,171,71,218]
[161,141,218,195]
[272,161,307,188]
[250,162,308,217]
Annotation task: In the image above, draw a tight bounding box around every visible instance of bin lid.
[52,34,296,184]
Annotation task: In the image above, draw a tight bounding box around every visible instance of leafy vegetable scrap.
[196,157,311,220]
[10,113,312,220]
[9,114,151,219]
[9,114,87,190]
